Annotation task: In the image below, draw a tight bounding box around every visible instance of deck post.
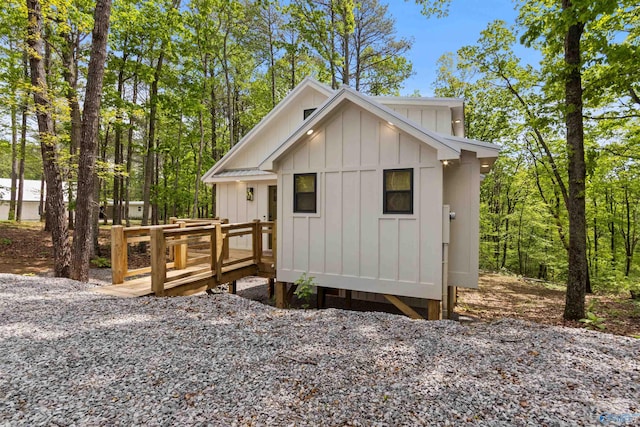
[111,225,126,284]
[209,227,217,275]
[275,281,287,308]
[215,224,224,282]
[174,221,187,270]
[252,219,262,265]
[150,226,167,296]
[317,286,326,309]
[221,218,230,260]
[228,280,237,294]
[271,221,277,269]
[427,299,442,320]
[267,278,274,299]
[446,286,456,319]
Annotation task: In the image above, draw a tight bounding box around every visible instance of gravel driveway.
[1,274,638,426]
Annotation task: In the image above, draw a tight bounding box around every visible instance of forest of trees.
[0,0,638,318]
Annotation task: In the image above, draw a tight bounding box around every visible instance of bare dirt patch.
[0,222,149,277]
[458,272,640,337]
[0,222,54,274]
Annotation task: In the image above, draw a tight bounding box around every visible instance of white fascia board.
[203,174,277,184]
[201,77,334,181]
[259,88,344,171]
[443,135,501,159]
[374,96,464,108]
[259,87,460,170]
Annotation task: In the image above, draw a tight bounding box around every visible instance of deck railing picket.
[215,224,224,282]
[253,219,262,265]
[174,221,187,270]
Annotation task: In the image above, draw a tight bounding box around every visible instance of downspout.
[442,205,454,319]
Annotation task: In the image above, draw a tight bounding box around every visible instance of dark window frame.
[303,108,317,120]
[383,168,414,214]
[293,173,317,213]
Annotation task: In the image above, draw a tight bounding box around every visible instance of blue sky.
[386,0,521,96]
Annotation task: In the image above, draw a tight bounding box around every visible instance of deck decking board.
[95,248,274,298]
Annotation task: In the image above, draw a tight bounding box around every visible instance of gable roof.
[202,77,334,182]
[259,86,466,171]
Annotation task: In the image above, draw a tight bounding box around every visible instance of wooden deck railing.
[111,218,223,283]
[111,219,276,296]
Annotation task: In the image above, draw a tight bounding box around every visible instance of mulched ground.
[1,222,638,337]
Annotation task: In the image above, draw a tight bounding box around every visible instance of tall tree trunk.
[342,20,349,86]
[142,51,164,226]
[172,114,182,217]
[62,29,82,230]
[211,81,220,161]
[330,6,337,89]
[153,135,160,224]
[267,9,276,109]
[193,110,205,218]
[112,63,126,225]
[222,30,234,148]
[71,0,112,282]
[289,46,296,90]
[26,0,71,277]
[125,71,139,227]
[16,79,28,222]
[8,103,18,221]
[562,0,587,321]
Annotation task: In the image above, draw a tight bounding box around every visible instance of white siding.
[216,180,275,249]
[225,88,330,170]
[443,150,480,288]
[276,104,443,300]
[384,105,453,135]
[0,201,41,221]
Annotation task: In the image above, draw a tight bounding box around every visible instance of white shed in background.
[105,200,150,221]
[0,178,45,221]
[202,78,499,318]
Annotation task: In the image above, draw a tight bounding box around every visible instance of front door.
[268,185,277,249]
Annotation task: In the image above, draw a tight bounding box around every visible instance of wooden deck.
[95,220,276,298]
[95,249,274,297]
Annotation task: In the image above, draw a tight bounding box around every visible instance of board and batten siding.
[216,180,275,249]
[275,104,444,300]
[443,150,481,288]
[225,88,330,170]
[383,105,453,135]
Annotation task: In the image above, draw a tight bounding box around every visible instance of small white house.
[0,178,45,221]
[202,77,499,316]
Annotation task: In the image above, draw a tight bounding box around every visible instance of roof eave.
[201,77,334,181]
[260,87,461,169]
[203,173,277,183]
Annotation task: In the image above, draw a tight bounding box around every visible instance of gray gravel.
[0,274,638,426]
